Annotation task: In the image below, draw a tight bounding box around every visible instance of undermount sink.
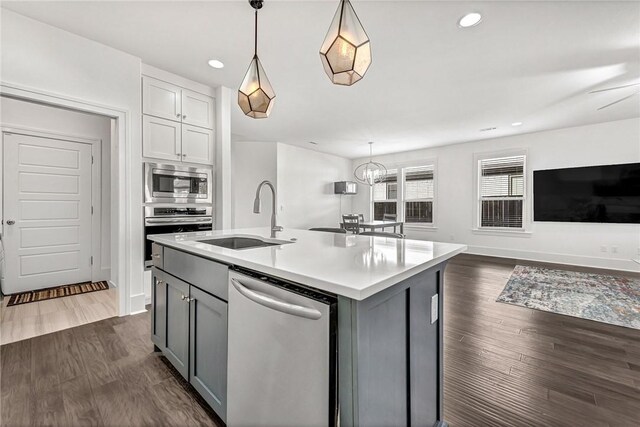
[198,236,292,250]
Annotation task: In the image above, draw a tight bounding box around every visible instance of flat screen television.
[533,163,640,224]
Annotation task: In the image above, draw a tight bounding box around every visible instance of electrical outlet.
[611,246,618,254]
[600,245,607,253]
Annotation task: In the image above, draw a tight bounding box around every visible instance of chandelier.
[354,142,387,186]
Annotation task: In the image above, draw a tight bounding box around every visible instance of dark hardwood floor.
[1,254,638,426]
[443,254,640,427]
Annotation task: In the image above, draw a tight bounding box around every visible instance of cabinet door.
[151,268,167,350]
[189,286,228,422]
[181,124,214,165]
[164,274,190,379]
[181,89,215,129]
[143,77,182,121]
[143,115,182,162]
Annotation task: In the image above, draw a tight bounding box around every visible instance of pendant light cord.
[254,9,258,57]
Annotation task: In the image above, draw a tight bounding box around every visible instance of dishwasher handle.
[231,278,323,320]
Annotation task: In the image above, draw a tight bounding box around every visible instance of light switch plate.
[431,294,439,324]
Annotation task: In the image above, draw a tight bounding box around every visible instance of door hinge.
[91,155,94,164]
[91,206,94,215]
[90,256,94,266]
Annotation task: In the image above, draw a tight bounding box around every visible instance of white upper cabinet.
[182,89,215,129]
[143,115,182,162]
[143,77,215,130]
[143,78,182,122]
[182,125,214,165]
[142,76,216,166]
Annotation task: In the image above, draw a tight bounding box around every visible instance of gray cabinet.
[151,269,167,349]
[189,286,228,422]
[151,249,228,421]
[338,264,446,427]
[164,274,190,379]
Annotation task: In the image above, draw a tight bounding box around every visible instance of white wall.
[1,97,112,280]
[231,142,356,230]
[231,142,278,228]
[1,9,145,313]
[352,118,640,272]
[276,143,354,230]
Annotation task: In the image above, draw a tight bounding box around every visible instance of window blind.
[479,156,525,228]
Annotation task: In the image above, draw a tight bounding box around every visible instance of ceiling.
[3,1,639,159]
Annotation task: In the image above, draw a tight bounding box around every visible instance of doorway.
[0,96,117,344]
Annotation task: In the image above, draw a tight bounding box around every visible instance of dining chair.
[309,227,347,234]
[360,231,405,239]
[342,214,361,234]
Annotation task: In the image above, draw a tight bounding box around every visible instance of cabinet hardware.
[6,220,15,225]
[181,294,187,300]
[176,113,181,118]
[182,154,187,157]
[152,254,161,258]
[156,280,164,285]
[182,115,187,119]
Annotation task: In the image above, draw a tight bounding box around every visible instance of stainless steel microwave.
[144,163,212,204]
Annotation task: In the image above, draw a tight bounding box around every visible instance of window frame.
[402,164,436,227]
[369,160,438,228]
[372,168,398,221]
[474,150,528,232]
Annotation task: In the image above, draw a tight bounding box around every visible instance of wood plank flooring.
[443,254,640,427]
[0,287,118,345]
[1,255,638,426]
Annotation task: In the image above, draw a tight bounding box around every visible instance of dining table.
[357,220,405,234]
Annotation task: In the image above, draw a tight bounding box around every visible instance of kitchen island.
[148,228,466,427]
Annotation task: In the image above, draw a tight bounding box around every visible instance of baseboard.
[130,292,147,315]
[466,245,640,273]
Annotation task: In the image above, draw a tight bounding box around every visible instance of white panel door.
[181,125,214,166]
[181,89,215,129]
[143,77,182,122]
[143,115,182,162]
[3,133,92,293]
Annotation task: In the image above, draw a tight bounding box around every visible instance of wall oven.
[145,162,212,204]
[144,206,213,268]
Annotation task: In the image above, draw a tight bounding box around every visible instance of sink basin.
[198,236,292,250]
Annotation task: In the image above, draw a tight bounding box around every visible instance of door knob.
[6,220,15,225]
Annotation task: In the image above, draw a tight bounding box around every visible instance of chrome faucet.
[253,180,283,238]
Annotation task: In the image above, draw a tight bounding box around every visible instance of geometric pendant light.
[319,0,372,86]
[354,142,387,186]
[238,0,276,118]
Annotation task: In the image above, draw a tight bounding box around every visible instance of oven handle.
[145,218,212,225]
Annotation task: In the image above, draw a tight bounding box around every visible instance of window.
[404,166,434,224]
[478,155,525,228]
[373,169,397,220]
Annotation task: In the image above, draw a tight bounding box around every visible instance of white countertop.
[148,228,467,301]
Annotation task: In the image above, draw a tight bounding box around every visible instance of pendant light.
[238,0,275,119]
[354,142,387,186]
[319,0,371,86]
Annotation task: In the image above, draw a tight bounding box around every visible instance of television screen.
[533,163,640,224]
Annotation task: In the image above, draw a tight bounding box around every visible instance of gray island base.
[148,228,465,427]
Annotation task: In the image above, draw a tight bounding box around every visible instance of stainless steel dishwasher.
[227,269,338,427]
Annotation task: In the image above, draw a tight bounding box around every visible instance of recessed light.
[511,122,523,127]
[458,12,482,28]
[208,59,224,69]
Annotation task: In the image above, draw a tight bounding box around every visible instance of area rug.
[496,265,640,330]
[6,281,109,306]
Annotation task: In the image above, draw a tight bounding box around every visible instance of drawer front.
[164,246,228,301]
[151,243,164,269]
